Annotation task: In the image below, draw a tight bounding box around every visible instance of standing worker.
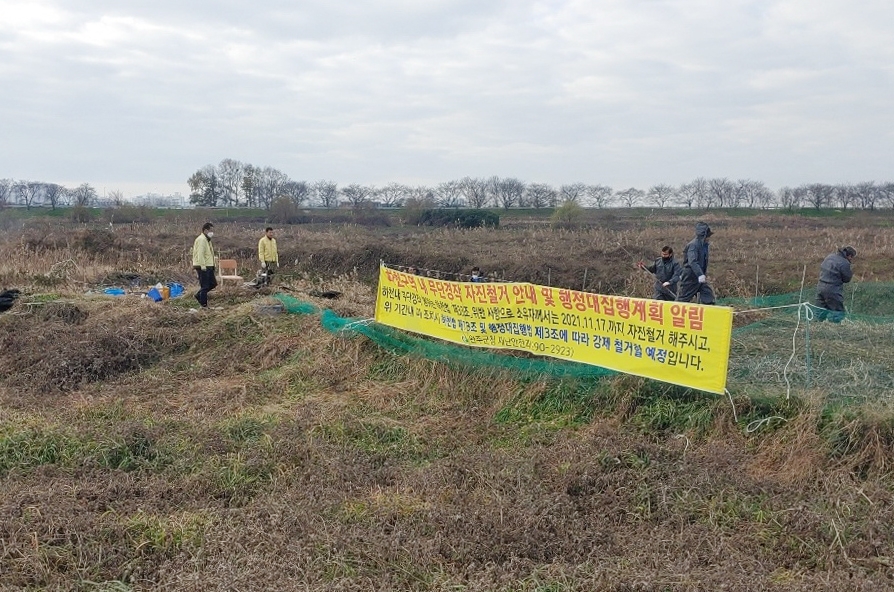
[815,246,856,323]
[258,227,279,286]
[192,222,217,308]
[638,246,682,301]
[677,222,715,305]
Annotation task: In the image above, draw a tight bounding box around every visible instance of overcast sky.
[1,0,892,197]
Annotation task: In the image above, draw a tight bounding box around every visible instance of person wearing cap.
[676,222,715,305]
[191,222,217,307]
[257,227,279,286]
[815,246,856,322]
[638,245,682,301]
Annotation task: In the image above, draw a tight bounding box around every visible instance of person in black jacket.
[815,246,856,322]
[677,222,715,305]
[638,246,682,301]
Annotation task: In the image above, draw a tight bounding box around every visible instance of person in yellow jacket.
[192,222,217,307]
[257,227,278,286]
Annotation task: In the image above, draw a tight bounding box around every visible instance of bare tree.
[460,177,489,208]
[615,187,644,208]
[71,183,97,207]
[880,182,894,209]
[834,183,858,210]
[585,184,613,208]
[282,180,310,206]
[753,182,775,209]
[733,179,748,208]
[647,184,675,208]
[777,186,801,210]
[508,178,527,208]
[804,183,834,209]
[256,167,288,210]
[560,183,587,204]
[485,176,501,208]
[0,179,12,208]
[108,189,125,206]
[525,183,556,209]
[43,183,67,210]
[677,178,708,208]
[217,158,244,207]
[16,181,42,209]
[852,181,879,210]
[314,180,339,208]
[405,185,436,209]
[546,186,561,208]
[707,178,734,208]
[496,177,525,209]
[377,182,408,207]
[793,185,809,209]
[735,179,773,209]
[435,180,464,208]
[341,183,372,209]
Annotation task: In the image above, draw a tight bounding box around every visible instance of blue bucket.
[147,287,163,302]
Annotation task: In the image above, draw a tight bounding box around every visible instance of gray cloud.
[1,0,892,195]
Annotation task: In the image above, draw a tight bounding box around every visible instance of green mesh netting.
[274,293,615,378]
[720,282,894,401]
[276,283,894,400]
[273,295,320,316]
[721,281,894,325]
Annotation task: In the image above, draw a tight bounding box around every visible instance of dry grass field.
[1,207,894,591]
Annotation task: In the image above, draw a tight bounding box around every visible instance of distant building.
[130,192,190,208]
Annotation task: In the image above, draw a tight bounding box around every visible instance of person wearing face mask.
[470,266,486,282]
[257,227,278,286]
[637,245,682,301]
[191,222,217,308]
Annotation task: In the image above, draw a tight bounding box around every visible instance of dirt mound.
[0,299,191,395]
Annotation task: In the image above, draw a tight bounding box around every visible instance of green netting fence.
[721,282,894,401]
[275,282,894,400]
[274,293,615,379]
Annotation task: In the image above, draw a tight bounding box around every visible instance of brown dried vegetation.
[1,210,894,590]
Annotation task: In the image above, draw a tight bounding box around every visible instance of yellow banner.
[374,265,733,394]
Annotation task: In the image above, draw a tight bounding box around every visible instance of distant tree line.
[0,180,189,211]
[0,179,100,210]
[5,166,894,212]
[186,160,894,211]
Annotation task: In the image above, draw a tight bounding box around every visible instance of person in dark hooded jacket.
[638,246,682,301]
[814,246,856,322]
[676,222,715,305]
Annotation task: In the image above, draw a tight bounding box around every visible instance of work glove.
[698,275,706,284]
[662,282,670,287]
[637,261,645,269]
[201,266,207,271]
